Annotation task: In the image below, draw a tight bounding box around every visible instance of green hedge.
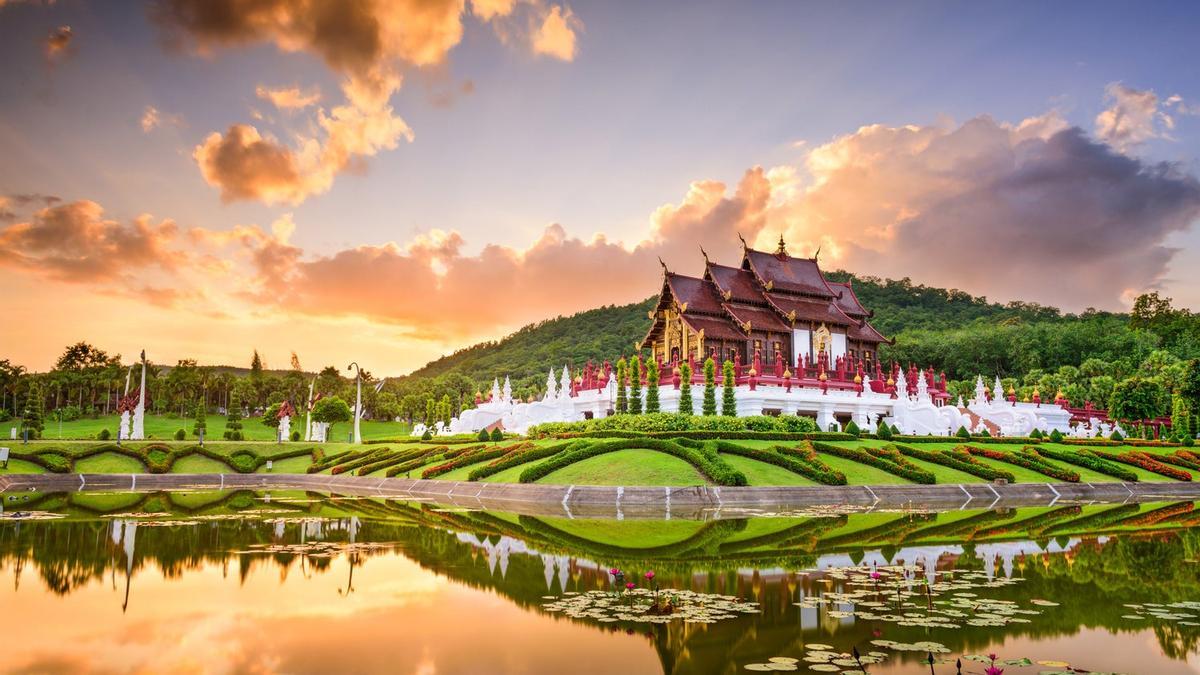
[712,441,846,485]
[467,441,578,481]
[895,435,1039,445]
[355,447,436,476]
[811,441,936,484]
[1088,450,1193,481]
[528,412,820,438]
[1027,446,1137,482]
[517,437,747,486]
[328,448,393,475]
[422,443,529,479]
[891,443,1014,482]
[962,445,1079,482]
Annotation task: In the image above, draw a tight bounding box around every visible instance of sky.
[2,0,1200,375]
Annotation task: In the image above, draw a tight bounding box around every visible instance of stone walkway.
[4,472,1199,520]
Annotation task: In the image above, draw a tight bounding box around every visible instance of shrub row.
[517,437,748,486]
[1087,450,1193,481]
[328,448,394,475]
[10,443,318,475]
[809,440,936,484]
[712,441,846,485]
[354,447,438,476]
[895,435,1038,445]
[528,412,819,438]
[1058,438,1123,447]
[467,441,579,481]
[386,451,452,478]
[891,443,1015,482]
[422,443,530,479]
[961,445,1079,482]
[364,436,480,445]
[1027,446,1138,482]
[1170,450,1200,471]
[442,444,486,460]
[307,448,373,473]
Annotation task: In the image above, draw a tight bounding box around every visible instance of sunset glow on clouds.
[1,1,1199,372]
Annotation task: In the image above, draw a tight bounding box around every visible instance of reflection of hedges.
[1042,503,1143,535]
[717,515,848,553]
[893,443,1014,481]
[902,509,1016,542]
[818,512,937,548]
[1029,446,1137,482]
[963,445,1079,482]
[1115,501,1194,528]
[517,438,747,486]
[517,515,748,560]
[973,505,1082,539]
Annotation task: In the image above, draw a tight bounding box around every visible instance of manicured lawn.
[74,452,144,473]
[722,454,818,486]
[540,517,706,547]
[172,454,232,473]
[257,455,312,474]
[0,459,45,474]
[537,449,709,486]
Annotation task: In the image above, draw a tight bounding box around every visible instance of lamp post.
[346,362,362,444]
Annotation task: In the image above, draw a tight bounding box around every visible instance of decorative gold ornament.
[748,368,757,376]
[741,320,752,333]
[787,309,797,324]
[854,374,862,383]
[679,302,688,313]
[722,289,732,301]
[764,280,774,291]
[783,369,792,378]
[818,372,828,381]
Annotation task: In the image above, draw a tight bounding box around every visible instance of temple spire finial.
[700,245,708,263]
[737,232,747,250]
[813,245,821,261]
[658,256,669,274]
[775,234,787,256]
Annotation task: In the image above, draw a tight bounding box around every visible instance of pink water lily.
[626,582,636,589]
[644,571,655,580]
[984,666,1003,675]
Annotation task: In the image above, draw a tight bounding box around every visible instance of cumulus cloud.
[155,0,582,205]
[256,84,322,110]
[194,75,413,205]
[532,5,580,61]
[0,200,179,282]
[221,168,769,337]
[773,112,1200,310]
[1094,82,1176,151]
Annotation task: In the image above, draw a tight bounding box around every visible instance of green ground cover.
[171,454,232,473]
[536,449,709,486]
[73,452,144,473]
[721,454,818,486]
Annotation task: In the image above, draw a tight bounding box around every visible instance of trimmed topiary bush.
[844,420,861,438]
[875,423,892,440]
[955,426,971,438]
[721,360,737,416]
[290,430,301,441]
[477,428,489,442]
[1049,429,1064,443]
[174,428,187,441]
[97,428,112,440]
[422,429,433,441]
[1110,430,1124,441]
[490,427,503,442]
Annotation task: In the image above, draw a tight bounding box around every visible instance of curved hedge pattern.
[810,441,936,484]
[713,441,846,485]
[7,443,320,474]
[466,441,579,481]
[1088,450,1193,481]
[1026,446,1137,482]
[891,443,1014,482]
[422,443,530,479]
[961,445,1079,482]
[517,438,747,486]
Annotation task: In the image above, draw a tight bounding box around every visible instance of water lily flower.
[609,568,620,576]
[644,571,655,580]
[984,666,1004,675]
[626,582,636,589]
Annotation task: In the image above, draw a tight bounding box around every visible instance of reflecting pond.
[2,490,1200,674]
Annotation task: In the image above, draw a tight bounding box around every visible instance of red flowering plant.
[1092,450,1193,481]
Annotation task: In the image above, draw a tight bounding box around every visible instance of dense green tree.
[424,397,436,427]
[629,355,643,414]
[191,400,207,437]
[1109,377,1167,424]
[721,360,737,416]
[645,360,660,413]
[615,358,628,414]
[312,396,352,437]
[678,363,693,415]
[702,358,717,415]
[261,402,282,428]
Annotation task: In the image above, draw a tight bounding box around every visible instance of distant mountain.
[401,271,1123,393]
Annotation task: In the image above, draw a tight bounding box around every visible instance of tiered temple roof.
[641,237,891,366]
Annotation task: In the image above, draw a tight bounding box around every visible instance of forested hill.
[402,270,1197,400]
[404,298,657,393]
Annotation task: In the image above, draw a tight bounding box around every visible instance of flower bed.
[1087,450,1193,481]
[894,435,1037,445]
[354,447,438,476]
[962,445,1079,482]
[810,441,936,484]
[891,443,1014,482]
[714,441,846,485]
[307,448,373,474]
[1025,446,1137,482]
[1156,452,1200,472]
[517,437,748,486]
[328,448,395,475]
[385,451,451,478]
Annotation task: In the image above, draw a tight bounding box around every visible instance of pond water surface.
[2,489,1199,674]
